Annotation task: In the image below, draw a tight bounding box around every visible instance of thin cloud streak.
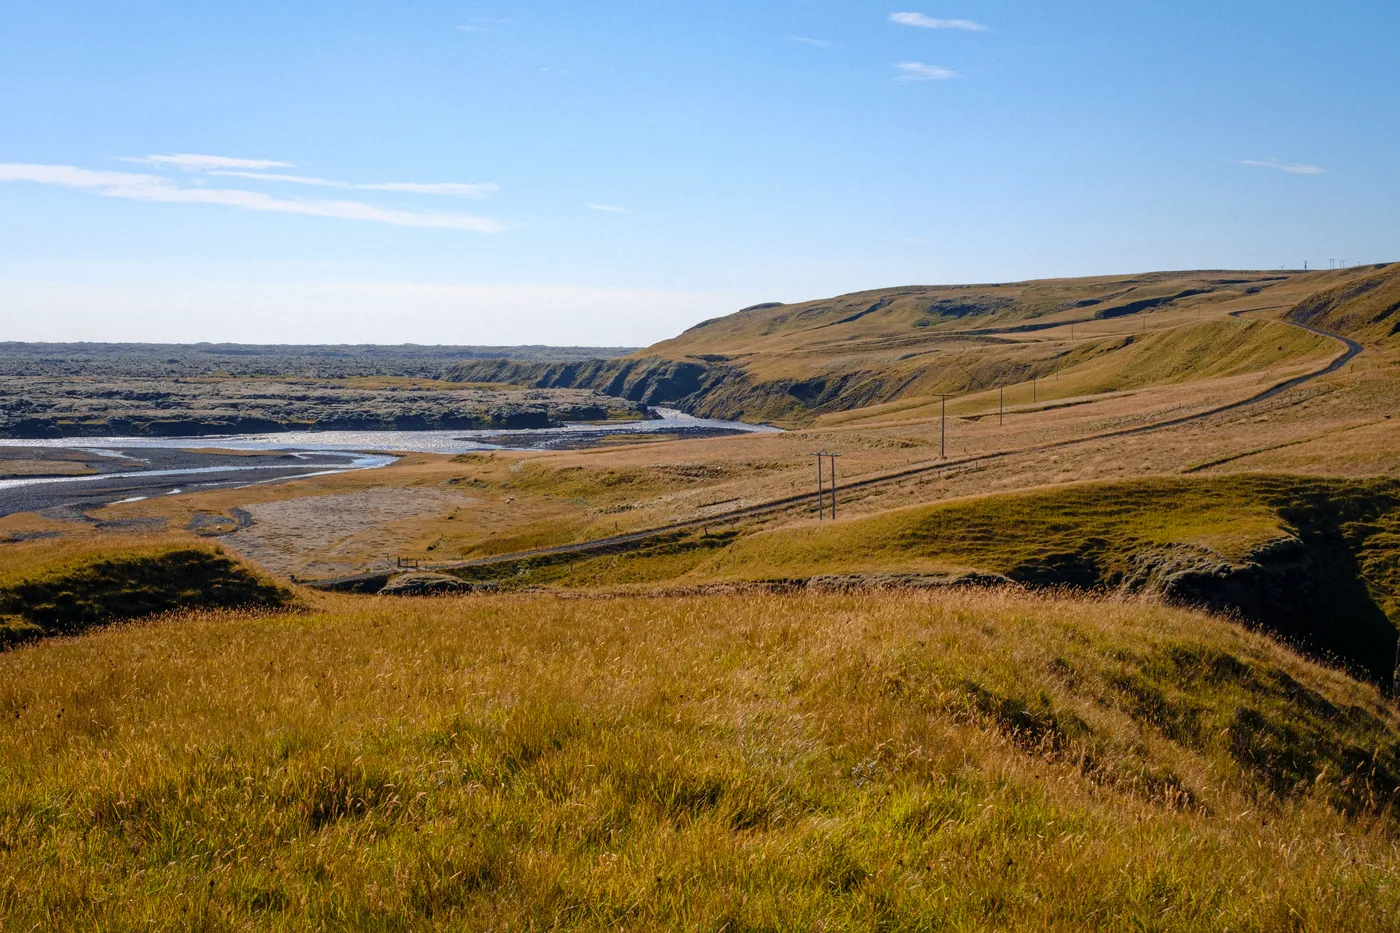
[207,170,498,198]
[894,61,958,81]
[121,153,293,171]
[792,36,833,46]
[1236,158,1325,175]
[584,202,631,213]
[0,163,505,232]
[889,12,987,31]
[457,17,509,32]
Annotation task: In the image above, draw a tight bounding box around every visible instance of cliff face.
[446,356,920,423]
[447,357,731,410]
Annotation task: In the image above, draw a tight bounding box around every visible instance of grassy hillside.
[446,268,1373,424]
[3,588,1400,930]
[0,537,294,647]
[647,271,1297,358]
[459,475,1400,682]
[1288,262,1400,344]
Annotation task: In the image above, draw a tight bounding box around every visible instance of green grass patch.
[0,539,294,647]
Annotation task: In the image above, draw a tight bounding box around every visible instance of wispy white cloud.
[120,153,293,171]
[0,163,505,232]
[792,36,833,47]
[584,202,631,213]
[207,170,498,198]
[457,17,509,32]
[890,12,987,31]
[367,181,499,196]
[893,61,958,81]
[1235,158,1325,175]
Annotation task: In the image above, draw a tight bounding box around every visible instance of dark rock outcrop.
[1096,533,1395,684]
[379,572,470,596]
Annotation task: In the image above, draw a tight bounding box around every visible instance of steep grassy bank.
[459,476,1400,682]
[2,589,1398,930]
[0,538,293,647]
[1288,262,1400,344]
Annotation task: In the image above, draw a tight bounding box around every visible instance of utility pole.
[811,452,840,519]
[826,453,839,518]
[1032,376,1037,404]
[935,394,952,459]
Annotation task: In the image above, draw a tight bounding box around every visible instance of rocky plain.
[0,342,645,437]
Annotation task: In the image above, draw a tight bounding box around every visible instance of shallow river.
[0,408,774,456]
[0,409,777,519]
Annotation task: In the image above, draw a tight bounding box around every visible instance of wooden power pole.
[811,452,841,519]
[935,394,952,459]
[829,453,839,518]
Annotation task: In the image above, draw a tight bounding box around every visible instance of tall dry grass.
[1,587,1398,930]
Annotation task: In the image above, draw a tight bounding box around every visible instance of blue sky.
[2,1,1396,345]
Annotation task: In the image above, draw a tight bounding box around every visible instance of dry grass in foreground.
[3,588,1400,930]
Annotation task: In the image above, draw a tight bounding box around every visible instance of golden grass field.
[4,586,1400,930]
[2,265,1400,929]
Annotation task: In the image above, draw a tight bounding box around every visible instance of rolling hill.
[447,267,1388,424]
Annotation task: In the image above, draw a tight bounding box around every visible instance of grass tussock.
[0,536,294,647]
[2,588,1399,929]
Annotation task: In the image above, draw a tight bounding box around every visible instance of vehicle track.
[308,315,1362,590]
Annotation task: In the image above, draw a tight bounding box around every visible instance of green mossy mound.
[0,544,294,647]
